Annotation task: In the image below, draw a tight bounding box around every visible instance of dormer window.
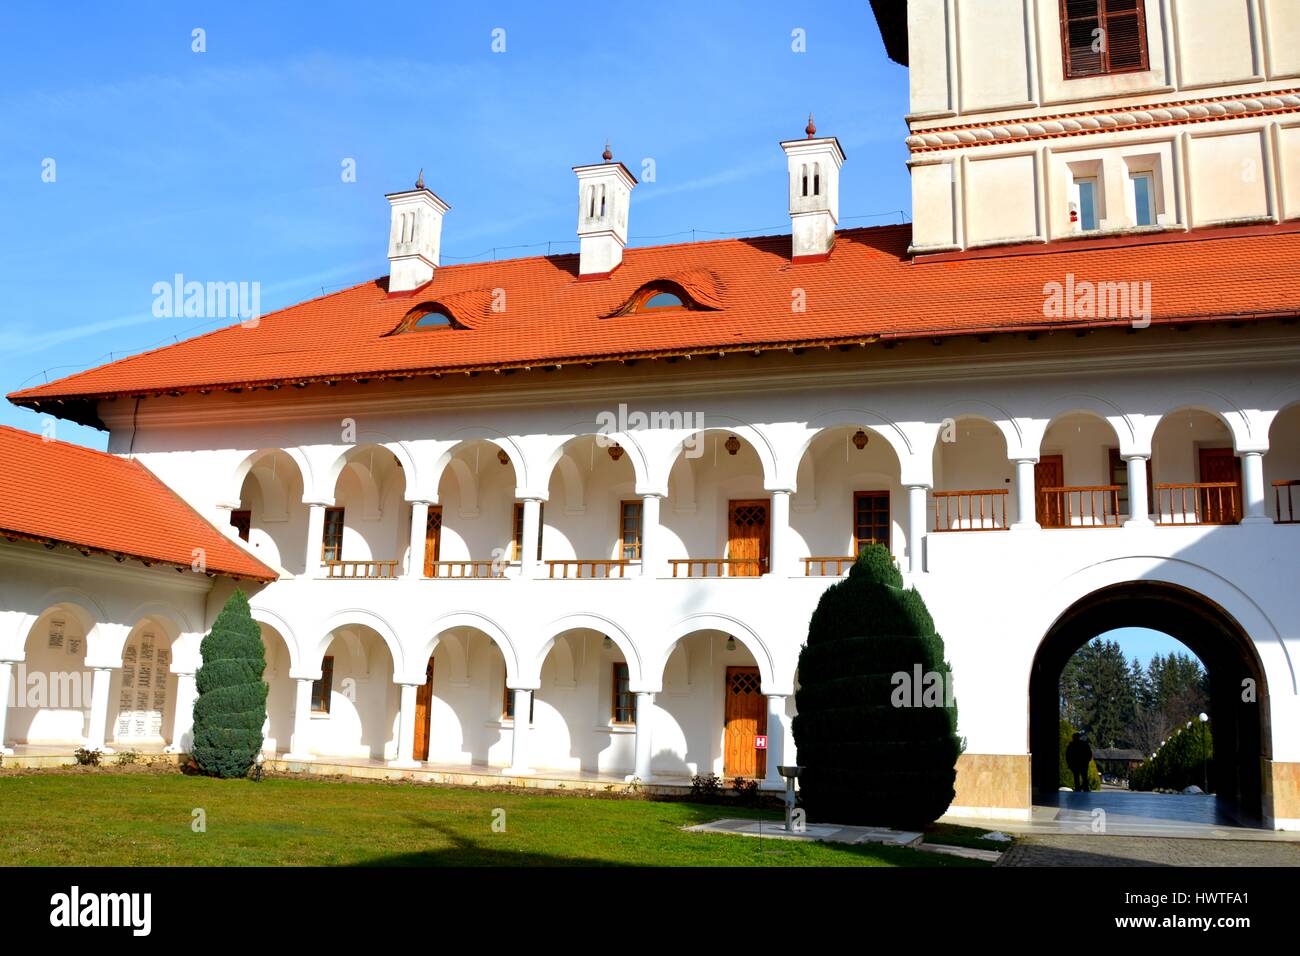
[400,304,462,332]
[625,286,689,314]
[639,290,685,310]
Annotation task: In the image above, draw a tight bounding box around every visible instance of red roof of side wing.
[8,224,1300,427]
[0,426,278,582]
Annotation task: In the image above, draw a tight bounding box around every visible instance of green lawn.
[0,768,989,867]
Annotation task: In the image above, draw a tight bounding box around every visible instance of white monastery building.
[3,0,1299,827]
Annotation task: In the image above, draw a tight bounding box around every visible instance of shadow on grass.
[349,821,634,867]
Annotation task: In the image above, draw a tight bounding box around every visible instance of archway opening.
[664,431,768,577]
[656,629,766,780]
[544,437,639,576]
[1030,582,1269,826]
[233,449,307,575]
[792,424,904,572]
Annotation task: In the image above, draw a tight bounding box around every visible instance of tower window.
[1071,176,1099,232]
[1130,171,1155,227]
[813,162,821,196]
[800,164,808,197]
[1061,0,1149,79]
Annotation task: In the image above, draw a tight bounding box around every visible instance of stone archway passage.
[1029,582,1269,825]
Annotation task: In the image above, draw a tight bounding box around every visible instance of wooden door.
[413,657,435,761]
[1198,448,1242,524]
[423,506,443,577]
[724,666,767,778]
[727,500,769,576]
[1035,455,1065,528]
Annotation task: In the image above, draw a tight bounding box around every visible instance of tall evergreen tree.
[191,589,268,778]
[1059,638,1135,748]
[792,545,961,829]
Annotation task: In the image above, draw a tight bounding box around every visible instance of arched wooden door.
[723,666,766,778]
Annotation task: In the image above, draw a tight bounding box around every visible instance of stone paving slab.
[684,817,922,846]
[915,843,1003,862]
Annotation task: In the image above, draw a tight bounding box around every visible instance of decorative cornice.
[907,89,1300,154]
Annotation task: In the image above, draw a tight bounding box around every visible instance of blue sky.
[0,0,912,447]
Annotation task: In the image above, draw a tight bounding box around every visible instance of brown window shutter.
[1061,0,1147,78]
[1104,7,1145,71]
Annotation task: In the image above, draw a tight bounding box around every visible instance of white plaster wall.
[9,324,1292,794]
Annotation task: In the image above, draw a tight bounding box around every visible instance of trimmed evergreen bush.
[191,589,268,778]
[792,545,962,828]
[1129,718,1213,792]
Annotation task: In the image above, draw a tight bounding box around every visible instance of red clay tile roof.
[9,223,1300,426]
[0,426,277,582]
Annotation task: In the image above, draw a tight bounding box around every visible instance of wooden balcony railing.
[427,560,505,579]
[1273,480,1300,524]
[803,556,855,576]
[1154,482,1240,526]
[669,558,765,578]
[932,488,1009,532]
[324,559,400,579]
[545,559,631,579]
[1038,486,1122,528]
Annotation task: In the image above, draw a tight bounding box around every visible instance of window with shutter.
[1060,0,1148,79]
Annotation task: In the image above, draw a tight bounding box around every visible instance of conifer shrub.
[191,590,268,779]
[792,545,962,828]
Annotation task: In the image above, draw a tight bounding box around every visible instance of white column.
[285,677,315,761]
[407,501,431,578]
[1241,451,1269,524]
[389,682,421,768]
[0,660,16,755]
[768,489,792,575]
[1011,459,1040,530]
[304,502,328,577]
[630,692,655,781]
[165,672,197,753]
[905,484,928,573]
[85,666,115,753]
[504,689,534,775]
[763,694,788,789]
[519,498,542,578]
[1123,455,1153,526]
[639,494,662,578]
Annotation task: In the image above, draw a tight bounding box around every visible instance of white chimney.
[386,170,450,293]
[780,115,846,261]
[573,144,637,278]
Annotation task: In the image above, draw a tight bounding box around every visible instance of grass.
[0,767,991,867]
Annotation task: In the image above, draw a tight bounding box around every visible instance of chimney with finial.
[573,141,637,278]
[780,114,846,262]
[385,169,450,293]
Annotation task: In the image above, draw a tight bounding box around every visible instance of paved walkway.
[946,790,1300,842]
[998,835,1300,866]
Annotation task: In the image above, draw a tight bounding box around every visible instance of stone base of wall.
[948,753,1032,821]
[1263,760,1300,830]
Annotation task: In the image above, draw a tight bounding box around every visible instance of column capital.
[302,498,334,508]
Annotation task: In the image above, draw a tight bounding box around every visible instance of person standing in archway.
[1066,732,1093,792]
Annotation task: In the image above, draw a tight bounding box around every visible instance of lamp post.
[1198,712,1209,793]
